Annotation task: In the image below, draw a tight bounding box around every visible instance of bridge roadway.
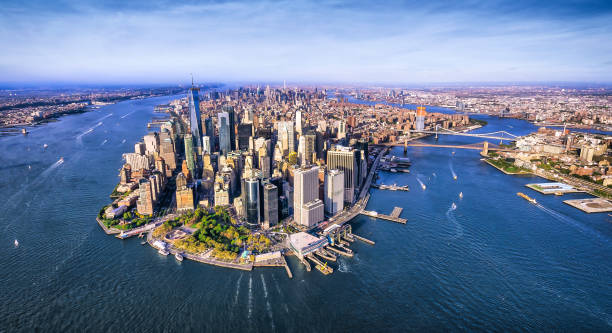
[398,143,514,152]
[410,130,517,141]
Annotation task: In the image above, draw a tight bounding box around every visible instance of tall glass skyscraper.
[188,87,202,150]
[218,111,230,155]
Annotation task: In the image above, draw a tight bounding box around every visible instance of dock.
[306,254,333,275]
[326,245,354,257]
[371,183,410,191]
[360,206,407,224]
[351,233,375,245]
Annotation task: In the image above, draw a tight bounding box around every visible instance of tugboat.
[517,192,537,204]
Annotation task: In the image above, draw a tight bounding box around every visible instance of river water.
[1,95,611,331]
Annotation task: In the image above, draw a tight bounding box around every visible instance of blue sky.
[1,0,611,84]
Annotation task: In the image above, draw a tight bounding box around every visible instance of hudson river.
[1,96,611,331]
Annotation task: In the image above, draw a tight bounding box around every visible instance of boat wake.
[416,177,426,190]
[234,274,242,305]
[446,202,463,239]
[247,276,253,319]
[449,159,458,180]
[100,139,108,146]
[260,274,276,330]
[40,157,64,177]
[120,110,136,119]
[76,121,103,143]
[121,139,126,144]
[337,257,351,273]
[95,113,113,122]
[535,203,609,244]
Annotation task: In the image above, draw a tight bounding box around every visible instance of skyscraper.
[416,106,426,131]
[293,166,324,228]
[327,146,358,203]
[245,178,260,226]
[204,117,215,152]
[223,105,236,151]
[218,111,231,155]
[324,169,344,215]
[184,133,196,176]
[262,182,278,228]
[295,110,302,135]
[277,121,295,154]
[188,86,203,150]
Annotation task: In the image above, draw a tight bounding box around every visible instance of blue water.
[1,96,611,331]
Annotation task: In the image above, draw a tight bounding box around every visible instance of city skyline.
[2,0,612,85]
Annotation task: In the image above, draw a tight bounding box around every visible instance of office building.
[416,106,426,131]
[188,86,203,150]
[137,180,154,216]
[327,146,358,203]
[262,183,278,228]
[324,169,344,215]
[293,165,324,228]
[184,133,196,176]
[245,178,260,226]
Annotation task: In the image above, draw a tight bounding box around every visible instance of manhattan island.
[96,83,503,276]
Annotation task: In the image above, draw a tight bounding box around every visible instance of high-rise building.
[188,86,203,150]
[223,105,236,151]
[337,121,347,140]
[184,133,196,176]
[324,169,344,215]
[218,111,230,155]
[159,130,177,171]
[136,180,154,216]
[237,123,253,151]
[293,166,324,228]
[304,133,316,164]
[143,132,159,155]
[277,121,295,154]
[245,178,260,226]
[262,182,278,228]
[175,172,195,211]
[327,146,358,203]
[416,106,426,131]
[204,117,215,152]
[202,136,211,155]
[295,110,302,135]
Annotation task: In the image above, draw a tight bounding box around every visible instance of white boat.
[43,144,48,149]
[175,253,184,262]
[14,239,19,247]
[459,192,463,199]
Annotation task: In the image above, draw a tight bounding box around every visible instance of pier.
[351,233,375,245]
[326,245,354,257]
[371,183,410,191]
[360,206,407,224]
[306,254,333,275]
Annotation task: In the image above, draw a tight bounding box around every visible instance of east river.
[1,95,611,331]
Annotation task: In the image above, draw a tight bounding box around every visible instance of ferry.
[175,253,184,262]
[517,192,537,204]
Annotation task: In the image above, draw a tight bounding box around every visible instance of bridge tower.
[481,141,489,157]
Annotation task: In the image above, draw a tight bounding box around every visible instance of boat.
[453,175,458,180]
[43,144,48,149]
[517,192,537,204]
[390,168,397,173]
[421,184,426,190]
[158,248,169,256]
[59,157,64,163]
[459,192,463,199]
[554,192,563,196]
[14,239,19,247]
[175,253,184,262]
[21,128,28,135]
[140,241,147,245]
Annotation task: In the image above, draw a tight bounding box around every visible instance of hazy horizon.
[2,0,612,84]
